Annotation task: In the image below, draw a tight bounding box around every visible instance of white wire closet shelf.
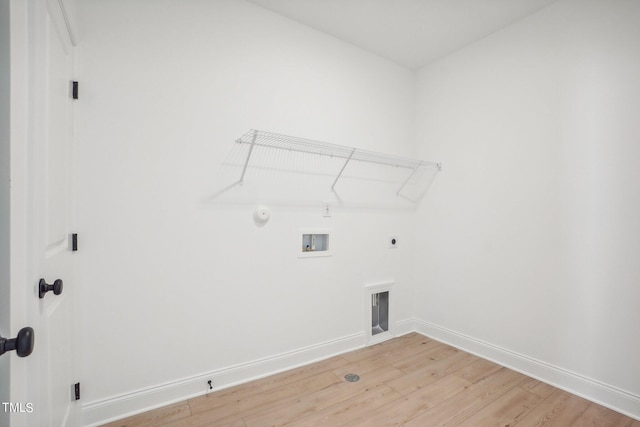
[216,129,441,207]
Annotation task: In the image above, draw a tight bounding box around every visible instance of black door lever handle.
[39,278,63,299]
[0,327,35,357]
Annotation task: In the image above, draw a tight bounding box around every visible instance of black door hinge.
[72,233,78,252]
[74,382,80,401]
[72,81,79,100]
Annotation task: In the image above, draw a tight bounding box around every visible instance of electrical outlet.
[322,204,332,217]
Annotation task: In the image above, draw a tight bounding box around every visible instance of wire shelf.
[213,129,441,207]
[235,130,437,170]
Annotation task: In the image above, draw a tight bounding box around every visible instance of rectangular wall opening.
[301,233,328,253]
[298,229,332,258]
[371,291,389,335]
[364,282,394,345]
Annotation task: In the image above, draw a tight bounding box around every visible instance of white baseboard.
[394,317,415,337]
[82,331,367,426]
[413,318,640,421]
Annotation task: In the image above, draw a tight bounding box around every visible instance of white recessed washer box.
[298,228,332,258]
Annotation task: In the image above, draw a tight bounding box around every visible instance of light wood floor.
[102,333,640,427]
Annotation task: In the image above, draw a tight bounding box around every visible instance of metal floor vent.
[344,373,360,382]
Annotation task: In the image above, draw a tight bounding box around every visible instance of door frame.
[1,0,13,421]
[6,0,32,425]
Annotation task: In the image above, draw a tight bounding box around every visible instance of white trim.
[82,332,365,427]
[394,318,415,337]
[413,319,640,421]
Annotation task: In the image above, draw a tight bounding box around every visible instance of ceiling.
[247,0,558,69]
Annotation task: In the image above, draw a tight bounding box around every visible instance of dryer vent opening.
[371,291,389,336]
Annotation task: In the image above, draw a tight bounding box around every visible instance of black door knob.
[0,327,35,357]
[39,278,63,299]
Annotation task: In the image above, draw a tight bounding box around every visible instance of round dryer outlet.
[253,205,271,224]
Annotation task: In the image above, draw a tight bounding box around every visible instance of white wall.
[414,0,640,414]
[77,0,416,419]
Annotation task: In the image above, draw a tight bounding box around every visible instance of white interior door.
[30,0,78,425]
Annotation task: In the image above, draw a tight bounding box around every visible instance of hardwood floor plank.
[331,351,401,379]
[570,404,639,427]
[513,389,590,426]
[455,357,503,384]
[389,341,462,373]
[347,373,472,427]
[331,335,437,380]
[455,387,543,427]
[519,378,558,398]
[243,365,404,427]
[284,385,403,427]
[403,367,527,427]
[157,413,247,427]
[385,350,476,396]
[100,400,192,427]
